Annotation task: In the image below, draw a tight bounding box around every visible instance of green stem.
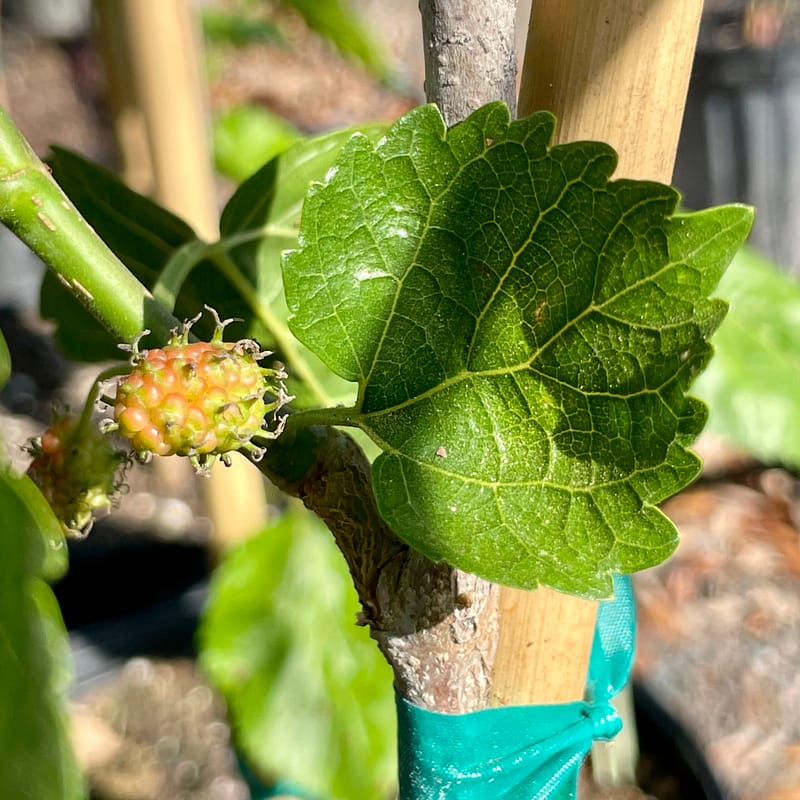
[0,106,179,345]
[212,225,298,249]
[285,404,360,432]
[209,248,335,407]
[74,366,126,434]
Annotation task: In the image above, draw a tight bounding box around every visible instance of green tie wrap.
[396,575,635,800]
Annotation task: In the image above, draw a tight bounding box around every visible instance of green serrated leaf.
[693,246,800,468]
[283,103,753,597]
[198,506,396,800]
[0,468,83,800]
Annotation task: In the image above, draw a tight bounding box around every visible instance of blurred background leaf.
[0,326,10,387]
[203,0,389,81]
[693,246,800,469]
[213,104,301,182]
[0,466,82,800]
[198,505,397,800]
[281,0,390,81]
[202,6,283,46]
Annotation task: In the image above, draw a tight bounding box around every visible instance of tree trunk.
[419,0,518,124]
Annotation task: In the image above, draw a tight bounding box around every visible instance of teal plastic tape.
[397,576,635,800]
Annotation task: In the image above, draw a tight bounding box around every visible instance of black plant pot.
[634,684,728,800]
[56,524,209,695]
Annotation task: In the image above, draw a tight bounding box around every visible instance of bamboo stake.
[94,2,154,194]
[95,0,268,549]
[491,0,703,707]
[96,0,217,238]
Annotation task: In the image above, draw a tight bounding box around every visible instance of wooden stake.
[95,0,268,550]
[518,0,703,183]
[491,0,703,707]
[96,0,218,238]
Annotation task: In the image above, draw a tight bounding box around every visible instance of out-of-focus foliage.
[693,246,800,469]
[202,0,389,79]
[202,6,283,45]
[199,505,397,800]
[0,330,83,800]
[213,105,300,182]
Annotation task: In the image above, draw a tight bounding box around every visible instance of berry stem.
[285,404,360,432]
[0,108,180,346]
[76,365,131,433]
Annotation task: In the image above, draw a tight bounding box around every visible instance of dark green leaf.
[48,147,195,264]
[693,246,800,468]
[44,148,248,350]
[0,468,83,800]
[43,147,198,359]
[284,103,753,597]
[199,506,396,800]
[39,273,125,360]
[43,128,383,400]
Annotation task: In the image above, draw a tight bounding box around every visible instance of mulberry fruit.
[26,406,129,538]
[109,308,290,472]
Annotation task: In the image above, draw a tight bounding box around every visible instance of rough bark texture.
[419,0,518,125]
[262,424,498,714]
[261,1,519,715]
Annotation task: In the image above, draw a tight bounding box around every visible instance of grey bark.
[264,424,499,713]
[264,0,519,715]
[419,0,518,126]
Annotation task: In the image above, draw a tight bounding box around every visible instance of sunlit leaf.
[284,102,753,597]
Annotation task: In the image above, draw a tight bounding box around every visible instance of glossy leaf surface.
[284,103,753,596]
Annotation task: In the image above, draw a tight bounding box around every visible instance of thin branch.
[419,0,518,126]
